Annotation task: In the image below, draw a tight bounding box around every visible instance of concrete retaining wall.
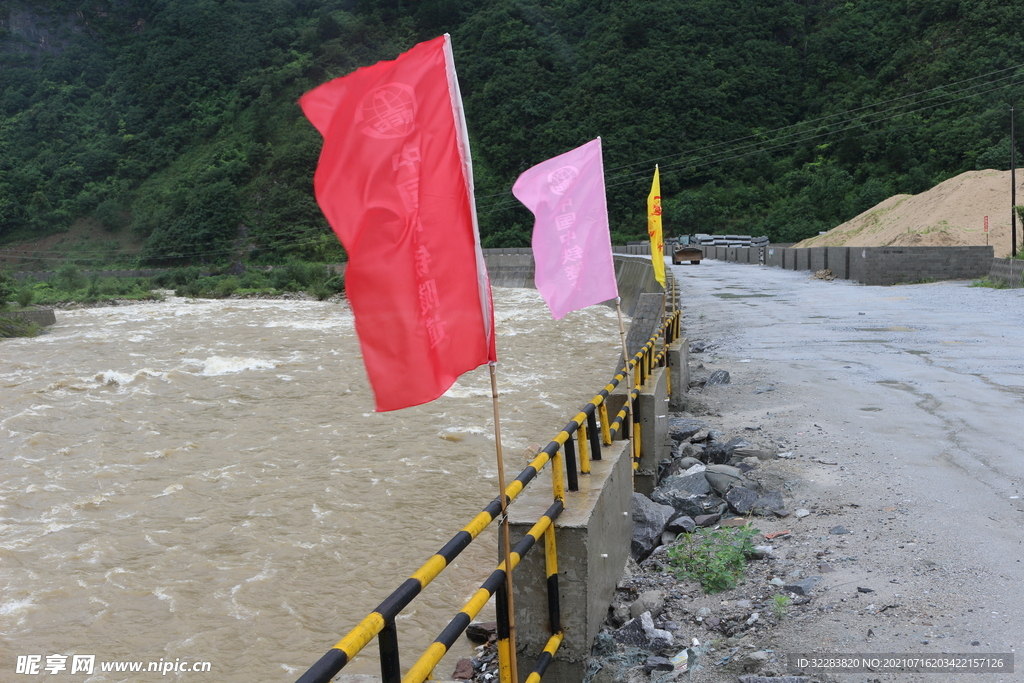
[483,249,668,318]
[847,246,993,285]
[612,244,652,255]
[0,308,56,327]
[703,244,995,285]
[989,258,1024,287]
[482,249,536,289]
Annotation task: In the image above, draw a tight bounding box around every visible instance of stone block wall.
[698,243,995,285]
[783,248,796,270]
[826,247,850,279]
[989,258,1024,288]
[795,249,810,271]
[845,246,993,285]
[808,247,826,272]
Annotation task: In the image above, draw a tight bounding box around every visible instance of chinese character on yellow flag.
[647,165,665,288]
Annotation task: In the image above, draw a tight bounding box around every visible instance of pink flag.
[300,35,495,412]
[513,138,618,320]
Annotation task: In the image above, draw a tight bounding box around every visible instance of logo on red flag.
[300,35,495,411]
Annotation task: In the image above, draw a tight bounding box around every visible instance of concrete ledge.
[613,255,663,317]
[636,366,668,496]
[0,308,56,327]
[508,440,632,683]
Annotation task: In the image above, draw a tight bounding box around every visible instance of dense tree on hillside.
[1,0,1024,263]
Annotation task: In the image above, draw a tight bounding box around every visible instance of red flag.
[300,35,495,412]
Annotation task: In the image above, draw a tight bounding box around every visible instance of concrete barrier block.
[636,366,668,496]
[795,248,810,271]
[809,247,826,272]
[508,440,632,683]
[826,247,850,279]
[667,338,689,411]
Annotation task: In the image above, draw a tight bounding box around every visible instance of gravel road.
[661,258,1023,682]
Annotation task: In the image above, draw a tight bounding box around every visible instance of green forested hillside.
[2,0,1023,266]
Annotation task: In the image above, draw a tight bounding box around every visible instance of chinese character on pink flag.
[300,35,495,412]
[512,138,618,320]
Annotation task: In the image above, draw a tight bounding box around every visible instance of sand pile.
[794,169,1023,258]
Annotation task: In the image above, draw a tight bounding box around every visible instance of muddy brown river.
[0,288,624,679]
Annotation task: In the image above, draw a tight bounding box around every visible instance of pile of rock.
[633,417,789,562]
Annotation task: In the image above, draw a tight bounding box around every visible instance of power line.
[7,64,1023,262]
[474,67,1024,215]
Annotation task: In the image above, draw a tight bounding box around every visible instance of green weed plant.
[972,277,1009,289]
[666,526,759,593]
[771,593,791,619]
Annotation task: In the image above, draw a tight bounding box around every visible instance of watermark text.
[16,655,212,676]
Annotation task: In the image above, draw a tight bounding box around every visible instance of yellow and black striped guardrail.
[296,308,681,683]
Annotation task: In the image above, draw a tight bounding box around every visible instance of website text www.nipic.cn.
[16,655,212,675]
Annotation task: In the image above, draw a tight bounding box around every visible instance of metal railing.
[295,309,681,683]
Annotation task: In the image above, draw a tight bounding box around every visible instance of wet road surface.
[673,258,1023,680]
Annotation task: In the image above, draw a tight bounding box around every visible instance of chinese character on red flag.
[300,35,496,411]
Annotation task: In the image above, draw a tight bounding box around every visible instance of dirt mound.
[794,169,1020,257]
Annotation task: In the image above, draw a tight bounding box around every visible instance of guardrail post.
[563,437,579,492]
[551,445,565,503]
[598,404,611,446]
[497,583,513,683]
[576,422,591,474]
[543,525,560,636]
[379,620,401,683]
[586,411,602,460]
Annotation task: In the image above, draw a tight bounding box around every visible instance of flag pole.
[489,362,519,683]
[615,297,636,422]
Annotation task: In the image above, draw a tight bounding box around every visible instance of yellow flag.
[647,165,665,288]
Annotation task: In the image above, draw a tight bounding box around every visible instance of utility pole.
[1013,98,1017,258]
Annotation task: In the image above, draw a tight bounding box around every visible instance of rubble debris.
[705,369,731,386]
[612,611,674,650]
[783,576,822,596]
[465,621,496,644]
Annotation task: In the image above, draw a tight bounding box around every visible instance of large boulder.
[631,493,675,561]
[726,486,760,514]
[668,417,709,442]
[704,464,745,496]
[659,471,712,497]
[703,437,751,465]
